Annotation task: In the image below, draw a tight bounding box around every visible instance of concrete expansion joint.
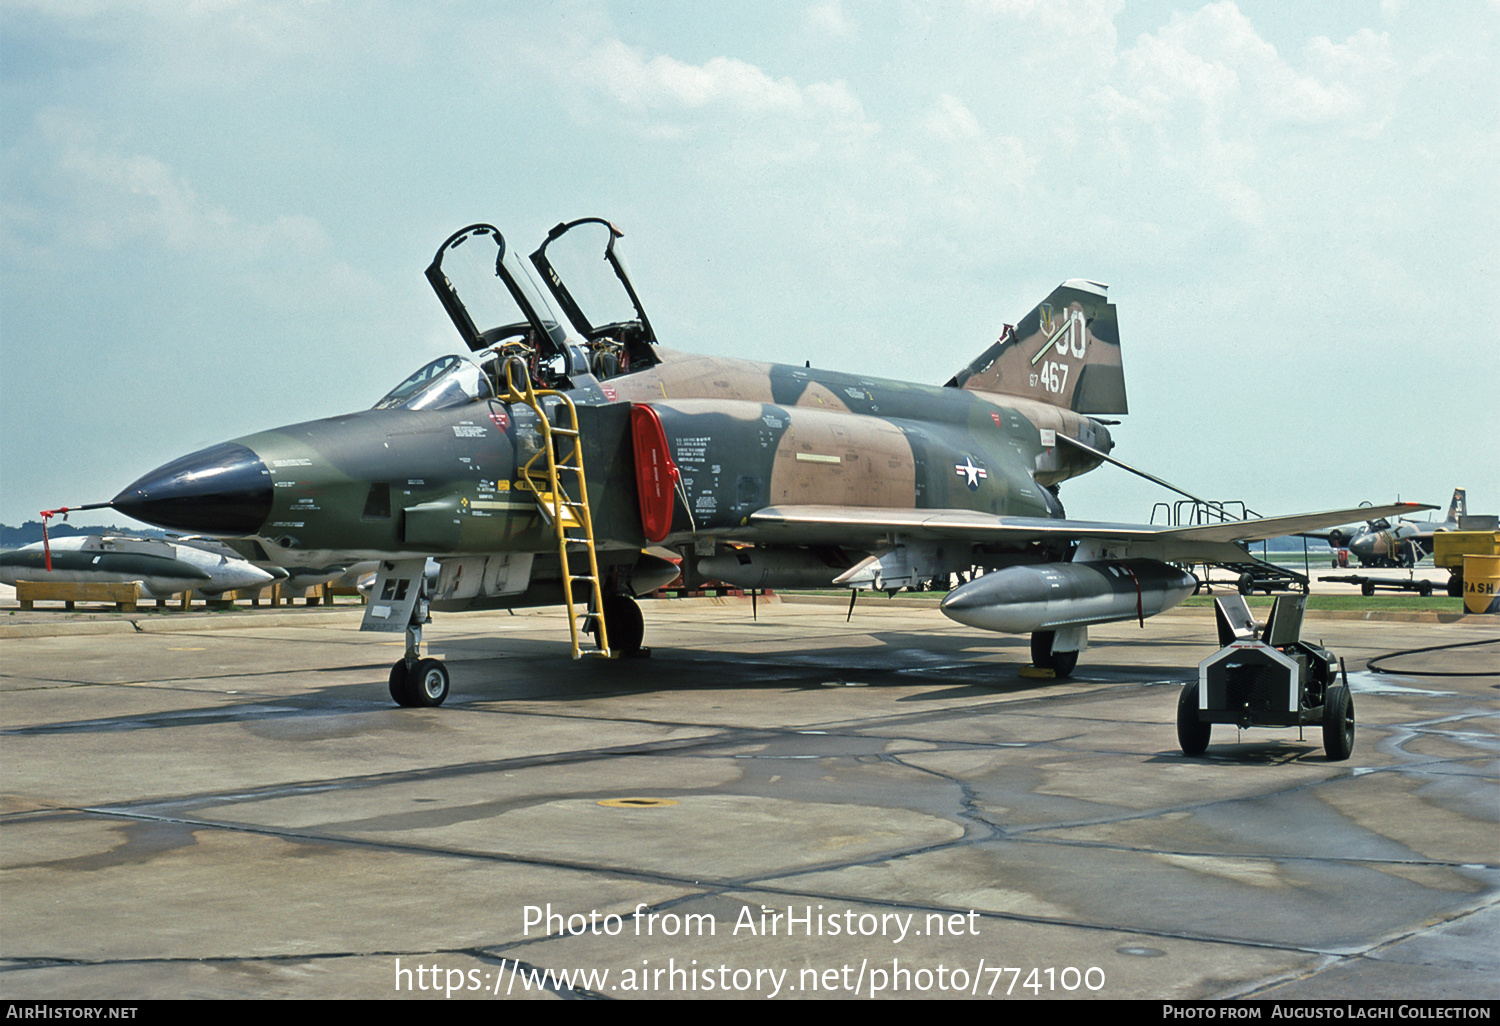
[5,600,1492,999]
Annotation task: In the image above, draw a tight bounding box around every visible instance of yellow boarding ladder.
[502,358,610,659]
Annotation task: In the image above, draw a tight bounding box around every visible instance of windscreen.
[374,355,492,411]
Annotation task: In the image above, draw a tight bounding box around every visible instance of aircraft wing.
[745,502,1436,562]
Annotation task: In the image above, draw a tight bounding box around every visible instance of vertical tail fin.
[945,279,1127,414]
[1447,488,1466,523]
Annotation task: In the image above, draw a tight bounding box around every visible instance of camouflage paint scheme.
[109,218,1432,673]
[1329,488,1466,568]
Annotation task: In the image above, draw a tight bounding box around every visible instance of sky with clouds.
[2,0,1495,531]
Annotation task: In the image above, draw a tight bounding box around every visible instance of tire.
[408,658,450,707]
[598,594,645,655]
[1029,631,1055,671]
[1361,581,1375,597]
[388,659,414,706]
[1322,685,1354,761]
[1237,574,1254,596]
[1030,631,1079,676]
[1447,573,1463,598]
[1177,682,1211,756]
[1418,581,1433,597]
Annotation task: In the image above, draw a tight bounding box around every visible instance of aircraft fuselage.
[113,346,1110,567]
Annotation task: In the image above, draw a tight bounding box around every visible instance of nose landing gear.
[365,558,450,708]
[390,655,450,707]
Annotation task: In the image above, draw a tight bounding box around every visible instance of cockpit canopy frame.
[530,218,657,349]
[421,218,662,396]
[425,224,571,356]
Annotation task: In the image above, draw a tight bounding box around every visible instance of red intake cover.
[630,404,680,543]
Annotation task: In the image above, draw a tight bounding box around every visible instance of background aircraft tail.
[1447,488,1466,524]
[945,279,1127,415]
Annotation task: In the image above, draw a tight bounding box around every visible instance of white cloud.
[966,0,1122,40]
[574,38,865,123]
[30,109,328,257]
[542,34,879,175]
[804,1,857,39]
[923,93,984,142]
[1116,3,1367,125]
[1088,3,1419,237]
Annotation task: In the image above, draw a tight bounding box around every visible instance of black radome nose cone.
[112,442,273,536]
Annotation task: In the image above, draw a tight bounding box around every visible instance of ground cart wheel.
[1322,684,1354,761]
[1177,682,1211,756]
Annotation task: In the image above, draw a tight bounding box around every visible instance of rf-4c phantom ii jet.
[107,218,1429,706]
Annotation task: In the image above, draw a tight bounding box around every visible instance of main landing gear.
[590,593,647,657]
[1030,630,1079,677]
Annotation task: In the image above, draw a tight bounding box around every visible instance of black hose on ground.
[1366,637,1499,677]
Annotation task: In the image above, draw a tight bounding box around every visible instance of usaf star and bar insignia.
[954,456,988,491]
